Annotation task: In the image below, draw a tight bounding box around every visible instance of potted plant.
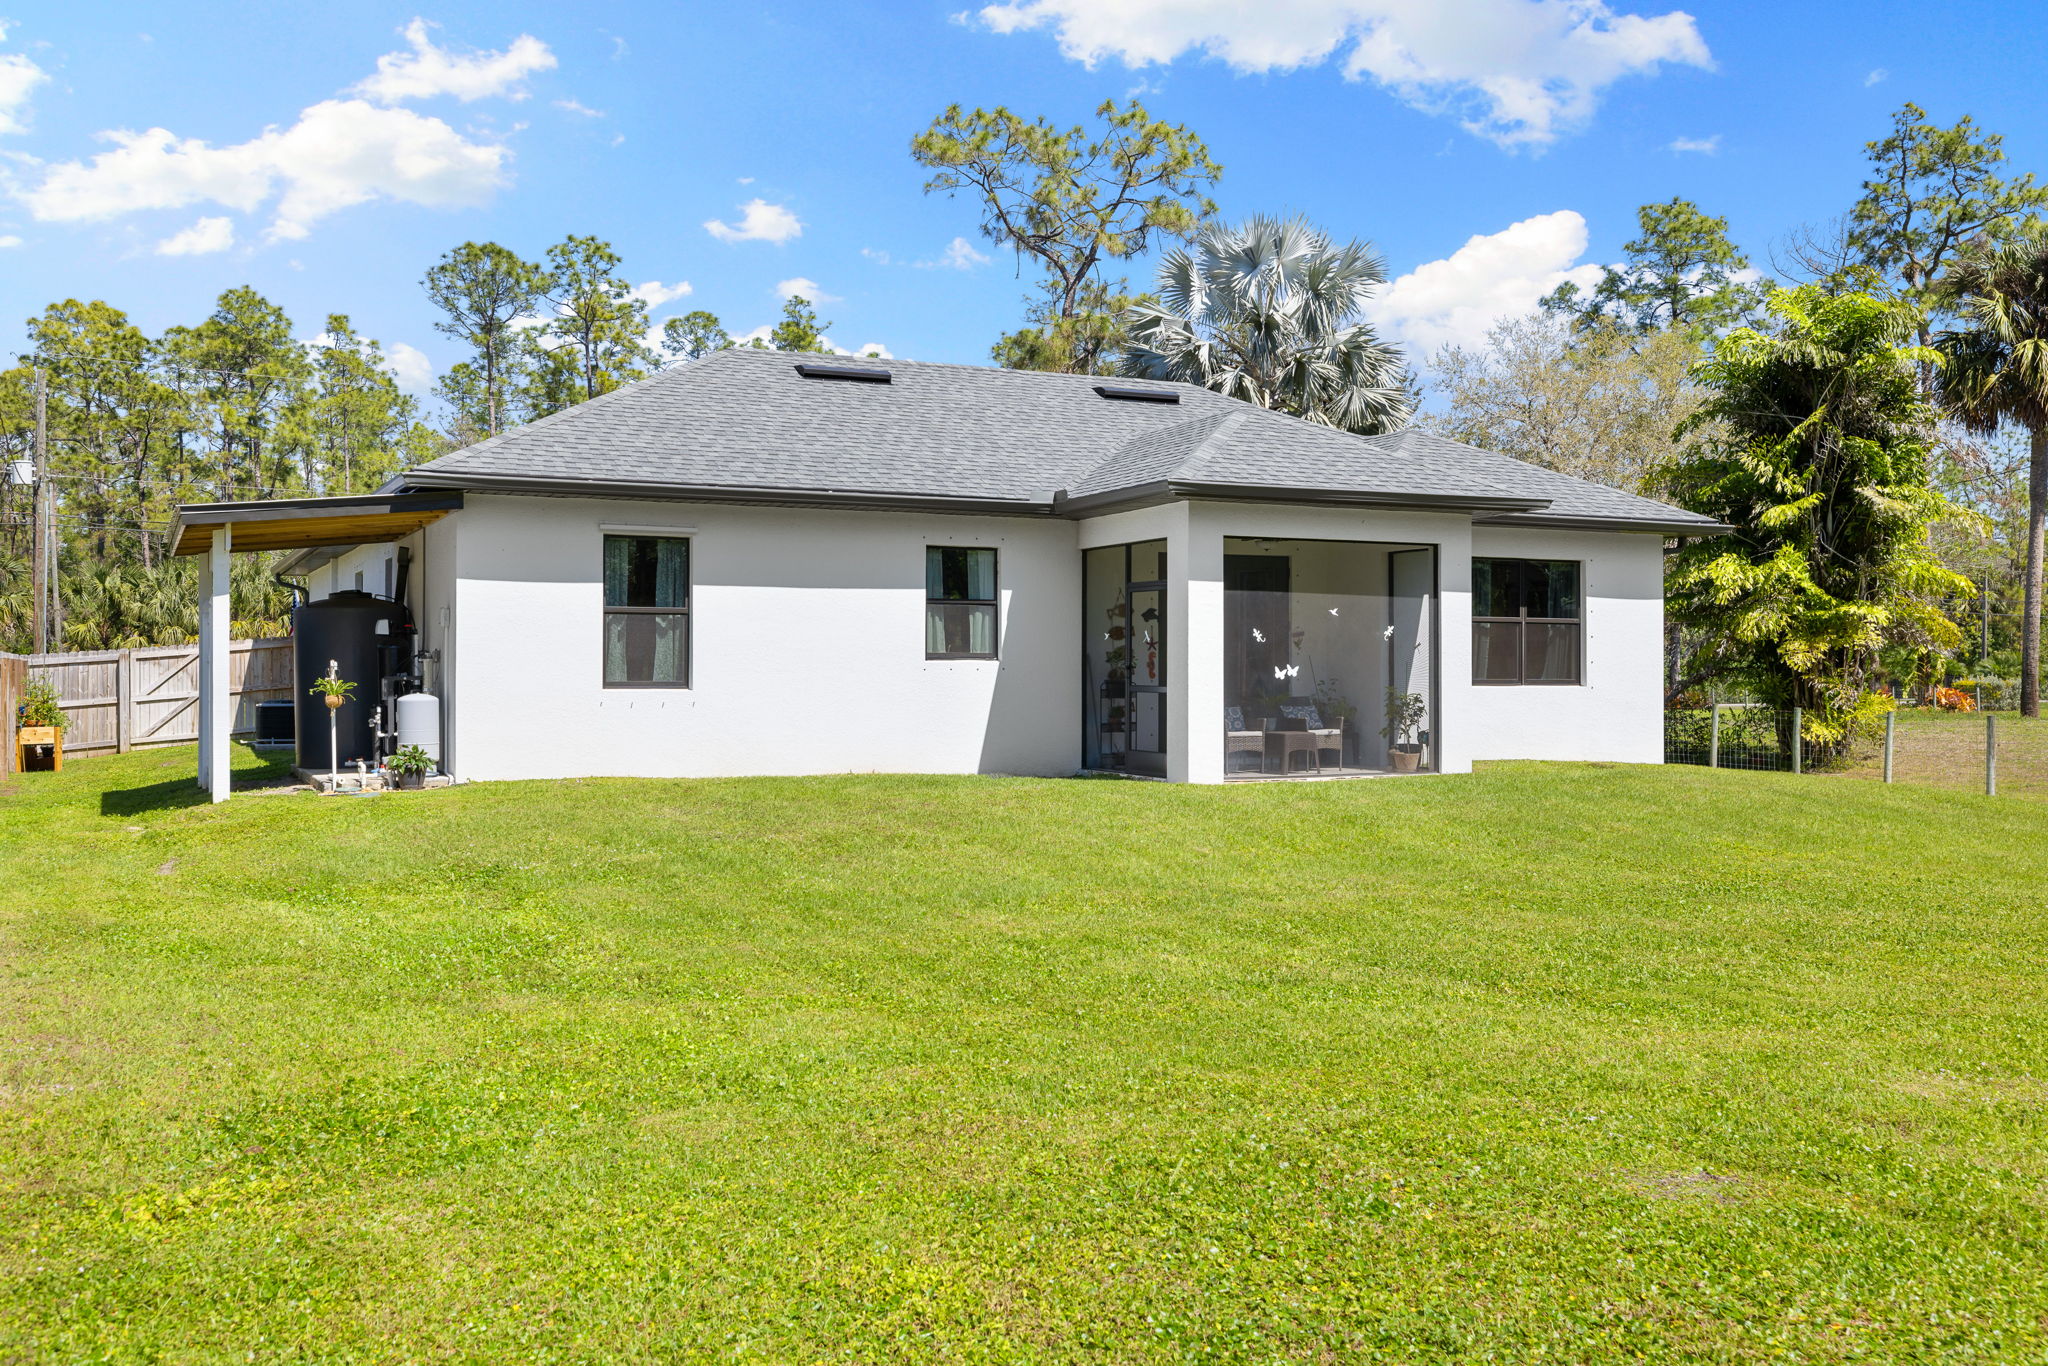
[387,744,434,790]
[1380,689,1428,772]
[15,677,67,771]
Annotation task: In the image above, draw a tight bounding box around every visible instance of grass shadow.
[99,776,212,817]
[97,746,297,817]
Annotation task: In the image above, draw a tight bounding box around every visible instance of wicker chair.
[1224,706,1266,773]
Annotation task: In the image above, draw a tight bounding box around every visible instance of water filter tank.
[394,692,441,767]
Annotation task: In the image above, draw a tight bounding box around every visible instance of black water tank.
[294,591,399,771]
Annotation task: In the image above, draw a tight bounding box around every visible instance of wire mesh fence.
[1666,706,2048,800]
[1664,705,1809,772]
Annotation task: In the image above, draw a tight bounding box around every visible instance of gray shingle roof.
[405,347,1722,532]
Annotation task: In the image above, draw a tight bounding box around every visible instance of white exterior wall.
[306,497,1669,783]
[446,494,1081,781]
[1460,526,1667,764]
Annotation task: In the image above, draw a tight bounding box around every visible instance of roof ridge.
[1170,408,1249,478]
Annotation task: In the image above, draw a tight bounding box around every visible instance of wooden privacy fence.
[24,639,293,760]
[1,653,24,777]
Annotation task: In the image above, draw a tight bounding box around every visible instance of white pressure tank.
[394,692,442,768]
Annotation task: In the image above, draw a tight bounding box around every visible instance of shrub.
[1933,685,1976,712]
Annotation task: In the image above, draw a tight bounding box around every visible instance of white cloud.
[1365,209,1602,355]
[25,99,509,240]
[704,198,802,244]
[554,98,604,118]
[775,276,840,304]
[865,238,994,270]
[306,332,436,390]
[0,233,21,248]
[354,18,556,104]
[970,0,1713,148]
[1668,134,1719,154]
[737,175,755,185]
[631,279,693,309]
[728,324,894,358]
[385,341,433,390]
[1865,67,1888,87]
[154,215,235,255]
[917,235,992,270]
[0,48,47,136]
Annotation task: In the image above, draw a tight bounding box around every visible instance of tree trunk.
[2023,423,2047,718]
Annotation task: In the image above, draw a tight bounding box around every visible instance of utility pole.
[1982,576,1991,665]
[29,366,46,654]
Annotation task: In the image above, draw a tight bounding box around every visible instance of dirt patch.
[1893,1071,2048,1106]
[1627,1169,1747,1202]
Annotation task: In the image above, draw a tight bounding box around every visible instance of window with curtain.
[926,546,997,659]
[604,535,689,687]
[1472,558,1581,685]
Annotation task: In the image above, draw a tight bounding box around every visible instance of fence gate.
[25,639,293,760]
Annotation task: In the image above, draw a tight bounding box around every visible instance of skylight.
[795,362,892,383]
[1094,384,1179,404]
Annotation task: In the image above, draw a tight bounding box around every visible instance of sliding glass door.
[1083,540,1168,776]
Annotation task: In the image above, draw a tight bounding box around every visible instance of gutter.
[398,469,1062,519]
[396,468,1724,535]
[1053,480,1551,519]
[1472,511,1735,536]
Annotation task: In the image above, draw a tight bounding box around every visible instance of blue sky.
[2,1,2043,399]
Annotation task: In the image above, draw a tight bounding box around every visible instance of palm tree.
[1119,215,1412,435]
[1935,227,2048,718]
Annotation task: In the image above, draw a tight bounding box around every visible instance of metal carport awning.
[170,491,463,558]
[168,491,463,802]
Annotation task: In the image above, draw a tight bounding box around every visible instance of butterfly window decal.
[1273,664,1299,680]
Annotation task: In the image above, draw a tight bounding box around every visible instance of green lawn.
[4,748,2047,1362]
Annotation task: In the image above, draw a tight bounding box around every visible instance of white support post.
[196,539,212,792]
[197,525,231,802]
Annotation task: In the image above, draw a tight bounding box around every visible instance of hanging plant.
[309,661,357,712]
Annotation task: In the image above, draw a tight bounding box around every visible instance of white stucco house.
[171,348,1725,798]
